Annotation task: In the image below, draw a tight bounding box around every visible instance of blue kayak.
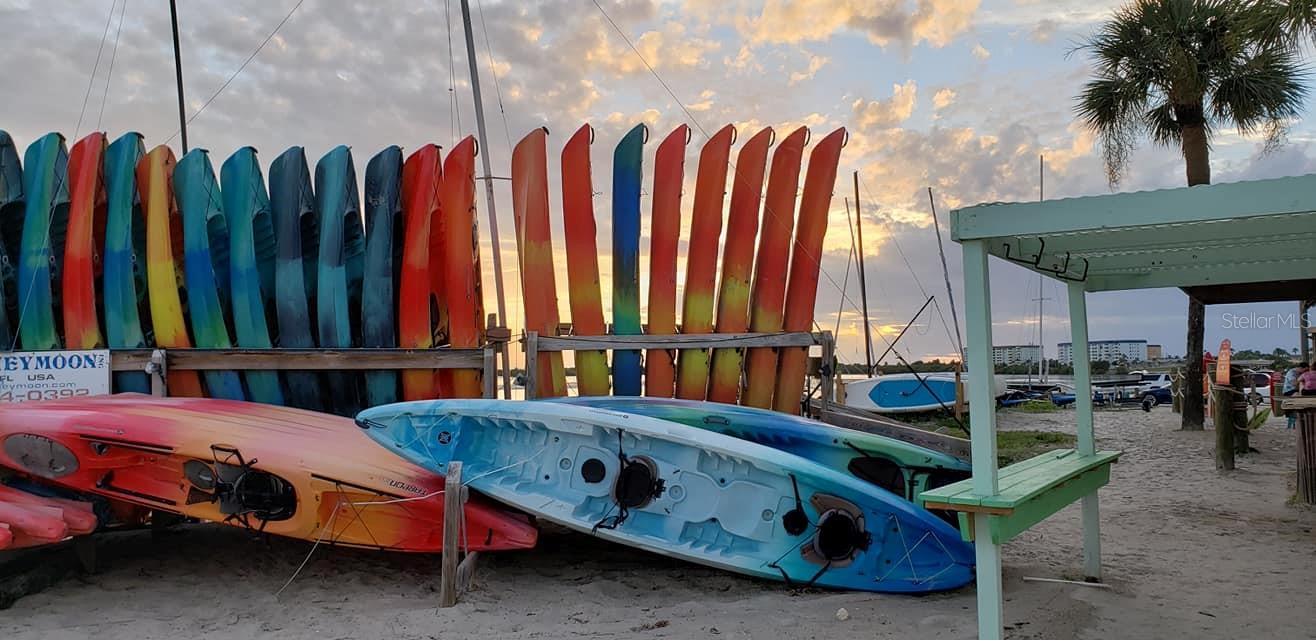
[0,130,24,349]
[174,149,245,400]
[269,147,323,411]
[313,145,364,415]
[361,146,404,407]
[358,399,974,593]
[102,132,150,393]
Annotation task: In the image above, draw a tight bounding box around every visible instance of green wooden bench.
[919,448,1121,545]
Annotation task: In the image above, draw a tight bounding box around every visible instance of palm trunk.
[1179,109,1210,429]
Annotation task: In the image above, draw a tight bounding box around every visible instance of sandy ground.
[2,406,1313,639]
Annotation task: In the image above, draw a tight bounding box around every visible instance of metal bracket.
[1002,237,1045,267]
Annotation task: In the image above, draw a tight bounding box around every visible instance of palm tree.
[1075,0,1306,430]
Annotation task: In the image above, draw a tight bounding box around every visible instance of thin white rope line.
[474,0,514,155]
[96,0,129,131]
[74,0,117,141]
[445,0,463,145]
[274,492,341,596]
[164,0,307,145]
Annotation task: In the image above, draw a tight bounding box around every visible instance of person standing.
[1283,363,1307,429]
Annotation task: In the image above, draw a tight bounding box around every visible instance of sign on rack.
[0,349,112,403]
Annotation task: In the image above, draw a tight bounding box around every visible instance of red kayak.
[0,395,539,553]
[0,484,98,535]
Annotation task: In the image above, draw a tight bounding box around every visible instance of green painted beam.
[952,174,1316,241]
[1084,256,1316,291]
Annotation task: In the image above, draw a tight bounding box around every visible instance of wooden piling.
[1213,384,1235,471]
[1299,411,1316,505]
[439,461,464,608]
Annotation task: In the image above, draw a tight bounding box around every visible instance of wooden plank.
[981,452,1120,508]
[524,332,539,399]
[988,465,1112,544]
[439,461,463,608]
[814,402,971,460]
[110,348,485,371]
[921,501,1014,516]
[536,331,818,352]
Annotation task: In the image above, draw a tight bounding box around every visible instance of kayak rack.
[109,346,499,399]
[521,330,835,409]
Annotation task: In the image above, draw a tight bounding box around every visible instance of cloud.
[852,80,918,130]
[788,53,829,86]
[1031,18,1058,42]
[727,0,980,49]
[933,88,957,110]
[971,43,990,59]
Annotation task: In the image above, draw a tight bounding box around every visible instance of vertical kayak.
[62,132,108,351]
[0,131,24,349]
[269,147,323,411]
[103,133,151,393]
[773,128,846,414]
[314,145,365,415]
[136,145,204,397]
[708,127,773,404]
[610,124,646,396]
[674,125,735,400]
[221,147,284,405]
[362,146,404,407]
[17,132,69,350]
[175,149,245,401]
[398,144,443,401]
[441,137,487,399]
[511,129,565,398]
[560,124,610,396]
[644,125,688,397]
[742,127,807,409]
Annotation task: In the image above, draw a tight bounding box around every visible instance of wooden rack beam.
[109,348,487,372]
[533,331,818,352]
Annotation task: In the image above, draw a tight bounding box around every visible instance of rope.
[444,0,463,145]
[73,0,118,141]
[164,0,307,144]
[96,0,130,131]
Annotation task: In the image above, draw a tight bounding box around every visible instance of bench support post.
[962,240,1003,640]
[1068,282,1103,581]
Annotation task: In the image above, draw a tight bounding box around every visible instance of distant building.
[993,344,1041,366]
[1147,344,1163,360]
[1058,339,1148,364]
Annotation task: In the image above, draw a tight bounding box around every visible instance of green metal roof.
[951,174,1316,293]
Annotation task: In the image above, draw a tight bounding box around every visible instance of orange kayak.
[0,395,538,552]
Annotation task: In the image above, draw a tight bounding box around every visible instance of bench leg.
[974,517,1004,640]
[1081,492,1101,581]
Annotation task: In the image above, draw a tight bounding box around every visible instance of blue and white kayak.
[547,396,970,508]
[357,399,974,593]
[843,373,1007,414]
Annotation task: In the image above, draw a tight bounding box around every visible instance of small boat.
[358,399,974,593]
[843,373,1007,414]
[0,395,538,553]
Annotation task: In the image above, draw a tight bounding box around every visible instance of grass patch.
[1010,400,1063,413]
[898,416,1076,466]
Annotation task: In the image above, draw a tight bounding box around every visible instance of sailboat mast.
[927,187,964,362]
[1038,154,1044,382]
[853,172,874,374]
[169,0,188,153]
[459,0,511,397]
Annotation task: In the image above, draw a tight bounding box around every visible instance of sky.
[2,0,1313,367]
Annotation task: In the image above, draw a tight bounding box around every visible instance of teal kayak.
[102,132,151,392]
[221,147,284,405]
[0,130,23,349]
[314,145,364,415]
[175,149,245,400]
[16,133,69,351]
[269,147,322,411]
[361,146,403,407]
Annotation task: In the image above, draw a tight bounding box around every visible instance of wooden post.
[1298,410,1316,505]
[148,349,167,397]
[1170,368,1182,414]
[440,461,464,608]
[954,361,965,422]
[524,331,539,400]
[1231,369,1250,456]
[1067,281,1102,582]
[961,240,1003,640]
[1213,384,1235,471]
[819,331,835,409]
[481,345,496,399]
